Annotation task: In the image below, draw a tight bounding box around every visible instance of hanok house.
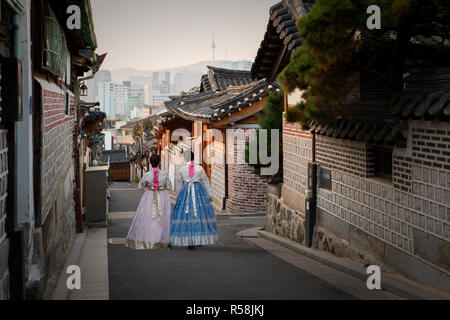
[257,0,450,291]
[162,66,280,214]
[102,149,130,181]
[117,116,157,148]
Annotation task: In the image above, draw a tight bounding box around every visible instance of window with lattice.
[41,1,68,79]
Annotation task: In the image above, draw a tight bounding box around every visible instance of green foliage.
[132,123,142,141]
[245,90,284,184]
[134,174,140,184]
[181,86,200,96]
[90,161,107,167]
[142,118,153,132]
[279,0,450,126]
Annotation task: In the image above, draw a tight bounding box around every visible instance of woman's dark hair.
[150,154,160,168]
[183,150,194,162]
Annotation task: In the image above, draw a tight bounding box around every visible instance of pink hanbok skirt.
[126,189,171,250]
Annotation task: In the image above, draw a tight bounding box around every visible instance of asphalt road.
[107,183,356,300]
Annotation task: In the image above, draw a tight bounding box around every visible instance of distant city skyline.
[91,0,279,70]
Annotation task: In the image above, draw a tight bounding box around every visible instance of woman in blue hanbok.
[171,152,218,250]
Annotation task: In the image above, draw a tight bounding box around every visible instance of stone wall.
[266,185,306,245]
[283,120,311,198]
[268,117,450,290]
[266,119,311,240]
[316,135,373,177]
[315,120,450,290]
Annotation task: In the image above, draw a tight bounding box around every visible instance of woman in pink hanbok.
[126,154,172,250]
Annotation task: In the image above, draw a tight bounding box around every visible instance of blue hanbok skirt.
[170,182,218,246]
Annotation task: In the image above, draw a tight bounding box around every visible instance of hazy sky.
[91,0,279,71]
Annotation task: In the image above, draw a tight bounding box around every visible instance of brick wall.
[0,62,9,300]
[316,120,450,272]
[37,80,77,281]
[226,129,267,214]
[41,89,75,221]
[211,140,225,208]
[316,135,373,177]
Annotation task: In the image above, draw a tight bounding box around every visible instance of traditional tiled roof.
[80,101,100,108]
[310,119,407,145]
[200,66,255,93]
[165,79,281,122]
[309,89,450,144]
[390,90,450,119]
[103,149,128,163]
[151,112,178,137]
[80,101,106,122]
[252,0,315,80]
[119,116,156,129]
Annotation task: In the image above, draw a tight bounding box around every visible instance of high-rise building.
[123,81,131,89]
[98,82,115,118]
[130,76,153,89]
[152,91,171,105]
[175,73,202,94]
[114,84,129,119]
[152,72,171,89]
[85,69,112,103]
[144,85,153,105]
[127,88,145,117]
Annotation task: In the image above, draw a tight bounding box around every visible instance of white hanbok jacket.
[176,163,212,198]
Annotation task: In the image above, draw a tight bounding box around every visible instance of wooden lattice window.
[41,1,68,79]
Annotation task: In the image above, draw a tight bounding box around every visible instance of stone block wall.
[266,188,306,245]
[268,117,450,289]
[283,120,311,197]
[315,120,450,288]
[266,119,311,240]
[316,135,373,177]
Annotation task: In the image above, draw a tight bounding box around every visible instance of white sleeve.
[165,171,173,191]
[138,172,151,190]
[199,167,212,198]
[138,174,145,190]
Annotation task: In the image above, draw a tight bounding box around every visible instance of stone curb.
[217,213,266,217]
[51,230,87,300]
[236,227,261,238]
[257,230,446,300]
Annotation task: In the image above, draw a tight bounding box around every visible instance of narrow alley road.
[106,182,398,300]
